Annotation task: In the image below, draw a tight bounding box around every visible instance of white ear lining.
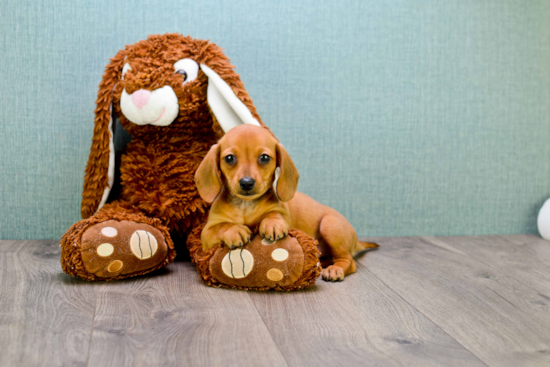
[96,104,115,213]
[200,64,260,133]
[273,167,281,192]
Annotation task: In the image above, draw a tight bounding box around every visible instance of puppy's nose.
[239,177,255,191]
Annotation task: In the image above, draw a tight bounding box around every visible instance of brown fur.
[61,34,270,280]
[195,125,378,282]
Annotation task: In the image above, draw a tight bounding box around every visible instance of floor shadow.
[171,233,191,262]
[55,265,174,285]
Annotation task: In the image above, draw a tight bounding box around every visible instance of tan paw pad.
[130,230,158,260]
[271,248,289,261]
[97,243,114,257]
[262,238,276,246]
[101,227,118,237]
[221,249,254,279]
[107,260,123,273]
[267,268,284,281]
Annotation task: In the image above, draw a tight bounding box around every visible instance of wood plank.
[0,240,97,367]
[0,239,33,252]
[422,234,550,296]
[249,260,487,367]
[359,236,550,367]
[87,260,288,367]
[503,234,550,263]
[3,236,548,367]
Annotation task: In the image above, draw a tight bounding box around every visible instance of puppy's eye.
[121,63,132,80]
[224,155,236,165]
[174,58,199,85]
[259,154,271,164]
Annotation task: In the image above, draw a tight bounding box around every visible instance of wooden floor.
[1,235,550,367]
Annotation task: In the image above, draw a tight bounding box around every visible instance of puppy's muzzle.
[239,177,255,191]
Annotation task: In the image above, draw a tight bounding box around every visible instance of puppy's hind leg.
[318,214,357,282]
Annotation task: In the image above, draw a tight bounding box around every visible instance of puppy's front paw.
[260,218,289,242]
[221,225,252,249]
[321,265,345,282]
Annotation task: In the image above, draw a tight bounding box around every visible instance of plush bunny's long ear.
[200,64,261,133]
[81,51,125,218]
[195,144,222,203]
[274,143,299,202]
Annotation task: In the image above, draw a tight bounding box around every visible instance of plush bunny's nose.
[131,89,151,109]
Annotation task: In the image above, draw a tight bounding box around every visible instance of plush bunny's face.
[109,34,263,139]
[112,37,211,137]
[119,58,199,127]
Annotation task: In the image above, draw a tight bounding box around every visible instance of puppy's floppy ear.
[195,144,223,203]
[81,50,126,218]
[200,63,263,133]
[275,143,299,202]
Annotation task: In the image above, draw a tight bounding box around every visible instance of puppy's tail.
[353,240,379,257]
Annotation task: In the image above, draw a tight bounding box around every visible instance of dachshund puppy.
[195,125,378,281]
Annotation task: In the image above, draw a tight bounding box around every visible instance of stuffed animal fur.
[60,34,320,289]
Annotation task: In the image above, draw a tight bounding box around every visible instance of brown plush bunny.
[61,34,321,288]
[61,34,267,280]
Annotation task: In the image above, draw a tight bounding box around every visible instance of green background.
[1,0,550,239]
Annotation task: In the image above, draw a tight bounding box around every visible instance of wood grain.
[249,261,486,367]
[0,239,32,252]
[0,240,97,367]
[2,236,550,367]
[86,261,288,367]
[360,236,550,367]
[423,234,550,296]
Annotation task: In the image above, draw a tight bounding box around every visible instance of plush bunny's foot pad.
[61,210,176,281]
[188,227,321,291]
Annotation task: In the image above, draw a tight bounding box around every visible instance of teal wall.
[1,0,550,239]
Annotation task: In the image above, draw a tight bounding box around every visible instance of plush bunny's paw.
[80,220,170,278]
[186,228,322,291]
[61,215,175,281]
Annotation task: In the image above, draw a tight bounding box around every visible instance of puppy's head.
[195,125,299,203]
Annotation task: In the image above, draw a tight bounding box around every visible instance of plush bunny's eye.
[174,59,199,85]
[175,70,188,81]
[121,63,132,80]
